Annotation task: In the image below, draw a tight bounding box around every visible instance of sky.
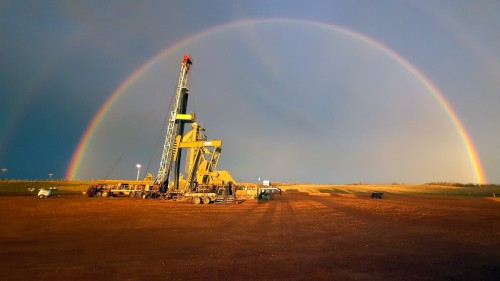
[1,0,499,184]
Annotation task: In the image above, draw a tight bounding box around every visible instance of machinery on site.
[84,184,108,197]
[84,54,261,202]
[84,183,150,198]
[150,54,258,203]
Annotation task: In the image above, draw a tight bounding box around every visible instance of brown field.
[0,189,499,280]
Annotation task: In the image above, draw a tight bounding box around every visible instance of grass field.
[1,180,499,197]
[278,183,500,197]
[0,180,92,195]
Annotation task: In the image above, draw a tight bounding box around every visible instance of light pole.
[48,173,53,180]
[1,168,7,180]
[136,164,141,181]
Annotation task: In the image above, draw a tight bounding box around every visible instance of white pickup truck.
[38,187,58,198]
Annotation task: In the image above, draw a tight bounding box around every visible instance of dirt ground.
[0,193,498,281]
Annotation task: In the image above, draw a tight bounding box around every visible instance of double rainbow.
[66,18,486,184]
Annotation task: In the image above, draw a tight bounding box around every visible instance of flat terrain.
[0,193,499,280]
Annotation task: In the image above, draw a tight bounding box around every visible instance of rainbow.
[65,18,487,184]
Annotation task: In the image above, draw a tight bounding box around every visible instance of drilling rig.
[151,54,244,203]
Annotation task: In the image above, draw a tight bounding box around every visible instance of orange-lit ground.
[0,193,498,280]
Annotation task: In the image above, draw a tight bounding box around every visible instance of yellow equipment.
[152,54,245,203]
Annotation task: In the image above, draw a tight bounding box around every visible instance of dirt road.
[0,193,498,280]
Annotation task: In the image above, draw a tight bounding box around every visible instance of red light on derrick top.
[182,54,193,67]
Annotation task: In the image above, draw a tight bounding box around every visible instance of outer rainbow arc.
[330,23,486,184]
[66,18,486,184]
[380,51,486,184]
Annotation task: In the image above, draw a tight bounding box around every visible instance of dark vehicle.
[84,184,110,197]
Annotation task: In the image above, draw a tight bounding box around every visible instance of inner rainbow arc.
[65,18,487,184]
